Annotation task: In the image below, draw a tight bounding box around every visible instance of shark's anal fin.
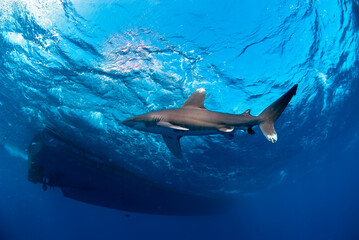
[247,127,255,135]
[157,121,189,131]
[162,135,183,158]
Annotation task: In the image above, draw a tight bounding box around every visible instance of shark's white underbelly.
[147,125,247,137]
[147,126,217,136]
[177,129,220,136]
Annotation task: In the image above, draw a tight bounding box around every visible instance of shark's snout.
[122,118,133,126]
[122,117,147,131]
[122,118,137,128]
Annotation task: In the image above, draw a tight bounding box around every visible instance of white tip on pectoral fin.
[157,121,189,131]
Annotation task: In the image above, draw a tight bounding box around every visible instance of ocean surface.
[0,0,359,239]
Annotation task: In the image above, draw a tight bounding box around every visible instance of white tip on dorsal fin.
[181,88,206,109]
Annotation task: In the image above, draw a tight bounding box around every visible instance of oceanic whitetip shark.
[123,85,298,158]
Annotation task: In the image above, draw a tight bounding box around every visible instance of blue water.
[0,0,359,239]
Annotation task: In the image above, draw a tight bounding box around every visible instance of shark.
[123,84,298,158]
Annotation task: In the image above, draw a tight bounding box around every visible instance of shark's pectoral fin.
[162,135,183,158]
[157,121,189,131]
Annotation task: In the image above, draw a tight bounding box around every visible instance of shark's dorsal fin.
[182,88,206,109]
[162,135,183,158]
[243,109,251,115]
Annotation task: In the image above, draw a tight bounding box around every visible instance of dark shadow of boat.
[27,130,234,215]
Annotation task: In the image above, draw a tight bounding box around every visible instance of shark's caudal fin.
[258,84,298,143]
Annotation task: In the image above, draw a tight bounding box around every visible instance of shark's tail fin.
[258,84,298,143]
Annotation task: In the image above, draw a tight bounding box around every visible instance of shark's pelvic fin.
[218,127,234,132]
[219,127,235,140]
[182,88,206,109]
[162,135,183,158]
[259,84,298,143]
[157,121,189,131]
